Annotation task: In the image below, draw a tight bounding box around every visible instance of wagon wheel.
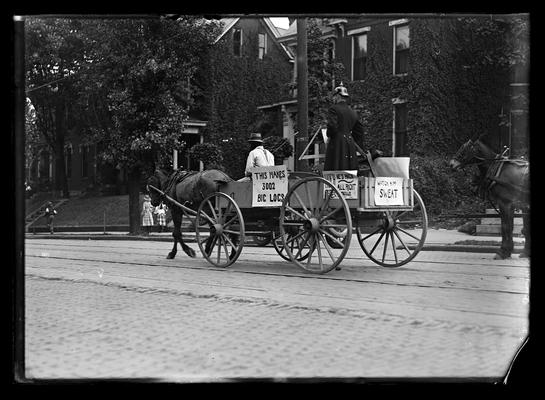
[195,192,245,268]
[272,228,312,262]
[356,189,427,268]
[279,176,352,274]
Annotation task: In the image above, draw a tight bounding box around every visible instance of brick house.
[270,16,528,170]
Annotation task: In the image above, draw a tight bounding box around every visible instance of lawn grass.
[53,195,131,226]
[28,193,136,227]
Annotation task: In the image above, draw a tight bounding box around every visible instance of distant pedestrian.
[141,194,154,235]
[43,201,57,234]
[154,202,168,232]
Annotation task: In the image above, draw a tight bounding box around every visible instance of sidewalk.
[25,227,526,253]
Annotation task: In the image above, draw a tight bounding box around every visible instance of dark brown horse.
[147,168,233,260]
[449,138,530,259]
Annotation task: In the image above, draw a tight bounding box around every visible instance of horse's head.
[147,169,168,207]
[449,139,477,171]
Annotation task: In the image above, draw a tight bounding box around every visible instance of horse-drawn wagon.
[148,153,428,274]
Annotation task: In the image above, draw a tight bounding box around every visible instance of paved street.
[22,236,530,382]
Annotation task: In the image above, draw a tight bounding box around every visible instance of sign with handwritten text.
[374,177,404,205]
[322,170,358,199]
[250,165,288,207]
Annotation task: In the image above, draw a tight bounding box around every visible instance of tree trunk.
[53,99,70,198]
[128,166,143,235]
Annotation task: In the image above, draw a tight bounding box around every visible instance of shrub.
[188,142,224,170]
[409,156,486,216]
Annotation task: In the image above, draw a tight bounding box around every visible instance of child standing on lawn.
[141,194,154,235]
[154,202,168,232]
[44,201,57,234]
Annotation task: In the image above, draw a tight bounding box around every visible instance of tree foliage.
[77,17,222,172]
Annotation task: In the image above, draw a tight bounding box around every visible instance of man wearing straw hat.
[244,132,275,178]
[324,83,365,171]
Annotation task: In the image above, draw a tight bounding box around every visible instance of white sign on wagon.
[250,165,288,207]
[374,177,404,205]
[322,170,358,199]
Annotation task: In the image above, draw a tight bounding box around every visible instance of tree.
[25,17,88,198]
[25,98,41,183]
[77,17,222,234]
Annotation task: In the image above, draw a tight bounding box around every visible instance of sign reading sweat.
[322,170,358,199]
[374,177,404,205]
[250,165,288,207]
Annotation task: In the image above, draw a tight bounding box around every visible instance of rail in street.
[21,238,530,382]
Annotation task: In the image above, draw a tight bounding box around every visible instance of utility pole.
[296,18,309,172]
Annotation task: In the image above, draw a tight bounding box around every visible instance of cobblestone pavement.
[22,239,530,382]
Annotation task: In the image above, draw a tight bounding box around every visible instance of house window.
[81,145,88,178]
[233,28,242,56]
[394,24,409,75]
[352,33,367,81]
[393,102,408,156]
[258,32,267,59]
[64,145,72,178]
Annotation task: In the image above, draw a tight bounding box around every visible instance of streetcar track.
[25,240,530,271]
[25,253,528,295]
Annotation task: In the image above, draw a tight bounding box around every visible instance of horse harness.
[477,157,529,210]
[160,170,198,207]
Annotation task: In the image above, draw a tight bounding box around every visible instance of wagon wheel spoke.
[198,210,216,226]
[390,232,399,264]
[316,187,334,215]
[285,205,308,221]
[319,228,346,249]
[223,233,237,249]
[395,226,422,242]
[222,198,233,222]
[305,236,315,270]
[285,229,307,247]
[317,231,336,264]
[223,214,239,229]
[292,190,312,218]
[295,232,313,260]
[319,206,343,224]
[305,183,315,216]
[315,233,324,270]
[368,230,386,256]
[206,236,218,256]
[205,199,218,221]
[381,231,390,263]
[392,228,413,256]
[221,235,231,261]
[361,227,383,241]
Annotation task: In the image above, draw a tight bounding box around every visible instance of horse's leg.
[167,209,181,259]
[520,206,530,258]
[495,202,514,260]
[178,213,196,258]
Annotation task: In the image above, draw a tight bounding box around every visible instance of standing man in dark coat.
[324,83,365,171]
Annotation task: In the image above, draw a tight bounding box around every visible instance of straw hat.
[143,194,151,201]
[248,132,264,143]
